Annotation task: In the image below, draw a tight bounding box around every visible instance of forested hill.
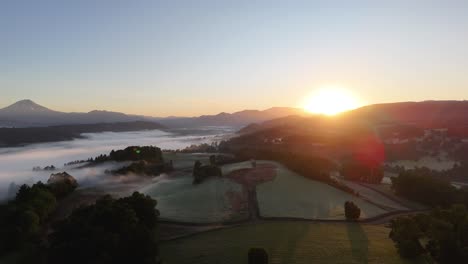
[0,121,165,147]
[238,101,468,136]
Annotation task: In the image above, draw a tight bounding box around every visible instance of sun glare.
[303,87,360,116]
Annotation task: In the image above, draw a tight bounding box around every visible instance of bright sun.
[303,87,360,115]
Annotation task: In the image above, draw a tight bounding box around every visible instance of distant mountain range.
[0,100,139,127]
[0,100,306,128]
[157,107,307,128]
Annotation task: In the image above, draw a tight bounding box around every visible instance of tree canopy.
[48,192,160,264]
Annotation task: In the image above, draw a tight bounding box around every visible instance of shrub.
[248,248,268,264]
[344,201,361,220]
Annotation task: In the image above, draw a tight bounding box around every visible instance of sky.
[1,0,468,116]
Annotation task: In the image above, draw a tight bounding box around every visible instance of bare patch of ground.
[226,164,277,186]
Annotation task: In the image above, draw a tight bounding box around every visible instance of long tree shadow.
[269,222,310,264]
[346,223,369,264]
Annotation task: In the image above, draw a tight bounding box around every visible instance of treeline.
[390,205,468,263]
[0,181,160,263]
[88,146,164,163]
[0,182,57,257]
[192,156,222,184]
[0,172,78,260]
[0,121,165,147]
[341,159,384,184]
[48,193,160,264]
[165,142,219,153]
[110,160,173,176]
[386,163,468,181]
[391,168,468,207]
[104,146,172,176]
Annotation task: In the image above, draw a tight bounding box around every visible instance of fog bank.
[0,128,231,199]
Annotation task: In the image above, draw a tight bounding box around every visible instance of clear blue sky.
[1,0,467,116]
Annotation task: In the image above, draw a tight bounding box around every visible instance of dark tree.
[248,248,268,264]
[389,217,424,258]
[344,201,361,220]
[48,192,160,264]
[47,172,78,198]
[391,169,460,207]
[0,182,57,255]
[390,205,468,263]
[192,160,222,184]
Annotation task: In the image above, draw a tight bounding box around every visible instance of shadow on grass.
[261,222,310,264]
[346,223,369,264]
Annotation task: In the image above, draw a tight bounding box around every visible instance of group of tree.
[341,159,384,184]
[110,160,173,177]
[0,182,57,256]
[390,204,468,263]
[64,158,92,166]
[47,172,79,198]
[0,179,161,263]
[0,172,79,258]
[386,162,468,182]
[174,142,219,153]
[32,165,57,171]
[192,156,222,184]
[48,192,160,264]
[79,146,174,177]
[85,146,165,164]
[391,168,468,207]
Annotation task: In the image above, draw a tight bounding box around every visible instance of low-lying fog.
[0,128,233,199]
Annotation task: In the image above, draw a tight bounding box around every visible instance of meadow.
[140,174,248,223]
[160,221,426,264]
[257,162,389,219]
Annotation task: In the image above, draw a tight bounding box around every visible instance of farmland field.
[341,180,409,211]
[140,174,248,223]
[257,162,389,219]
[160,222,426,264]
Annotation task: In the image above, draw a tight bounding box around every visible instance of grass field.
[160,222,426,264]
[257,162,389,219]
[140,174,248,223]
[341,180,409,210]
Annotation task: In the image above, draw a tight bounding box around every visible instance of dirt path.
[226,164,276,222]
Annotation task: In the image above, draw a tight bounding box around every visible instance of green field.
[160,222,425,264]
[140,175,248,223]
[341,180,409,210]
[257,162,389,219]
